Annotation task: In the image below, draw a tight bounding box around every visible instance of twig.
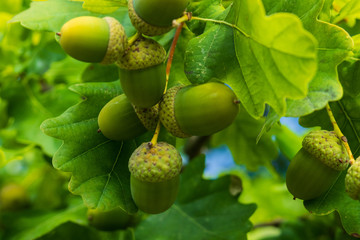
[150,22,184,146]
[326,104,355,164]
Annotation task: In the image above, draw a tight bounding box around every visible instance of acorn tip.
[56,32,61,36]
[147,142,154,149]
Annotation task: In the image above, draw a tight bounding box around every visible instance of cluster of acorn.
[57,0,240,224]
[286,129,360,202]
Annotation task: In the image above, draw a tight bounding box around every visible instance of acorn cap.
[159,86,190,138]
[133,104,159,131]
[128,0,173,36]
[116,36,166,70]
[128,142,182,182]
[345,158,360,200]
[302,130,349,171]
[101,17,128,64]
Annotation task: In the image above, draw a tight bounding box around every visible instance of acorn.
[0,183,30,211]
[159,82,239,138]
[87,207,140,231]
[117,36,166,108]
[286,130,350,200]
[128,0,189,36]
[345,158,360,200]
[128,141,182,214]
[98,94,159,141]
[58,16,127,64]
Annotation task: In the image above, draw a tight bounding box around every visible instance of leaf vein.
[59,139,112,170]
[172,204,226,239]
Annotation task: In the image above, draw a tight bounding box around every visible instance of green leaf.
[36,222,101,240]
[81,63,119,83]
[0,0,23,14]
[37,222,135,240]
[44,56,89,85]
[0,79,79,156]
[265,0,354,117]
[254,214,350,240]
[186,0,226,34]
[1,198,88,240]
[26,38,67,75]
[353,35,360,54]
[9,0,131,33]
[233,0,317,117]
[82,0,127,14]
[10,0,87,32]
[231,167,308,225]
[0,98,9,129]
[184,7,235,84]
[40,81,138,213]
[304,171,360,237]
[256,108,280,144]
[135,156,256,240]
[338,60,360,98]
[271,124,303,160]
[319,0,334,21]
[333,0,360,27]
[211,108,278,171]
[168,28,194,88]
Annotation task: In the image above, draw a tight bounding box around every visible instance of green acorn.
[286,130,349,200]
[159,82,239,138]
[128,0,189,36]
[345,158,360,200]
[87,207,140,231]
[0,183,30,211]
[117,36,166,108]
[98,94,159,141]
[128,141,182,214]
[58,16,127,64]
